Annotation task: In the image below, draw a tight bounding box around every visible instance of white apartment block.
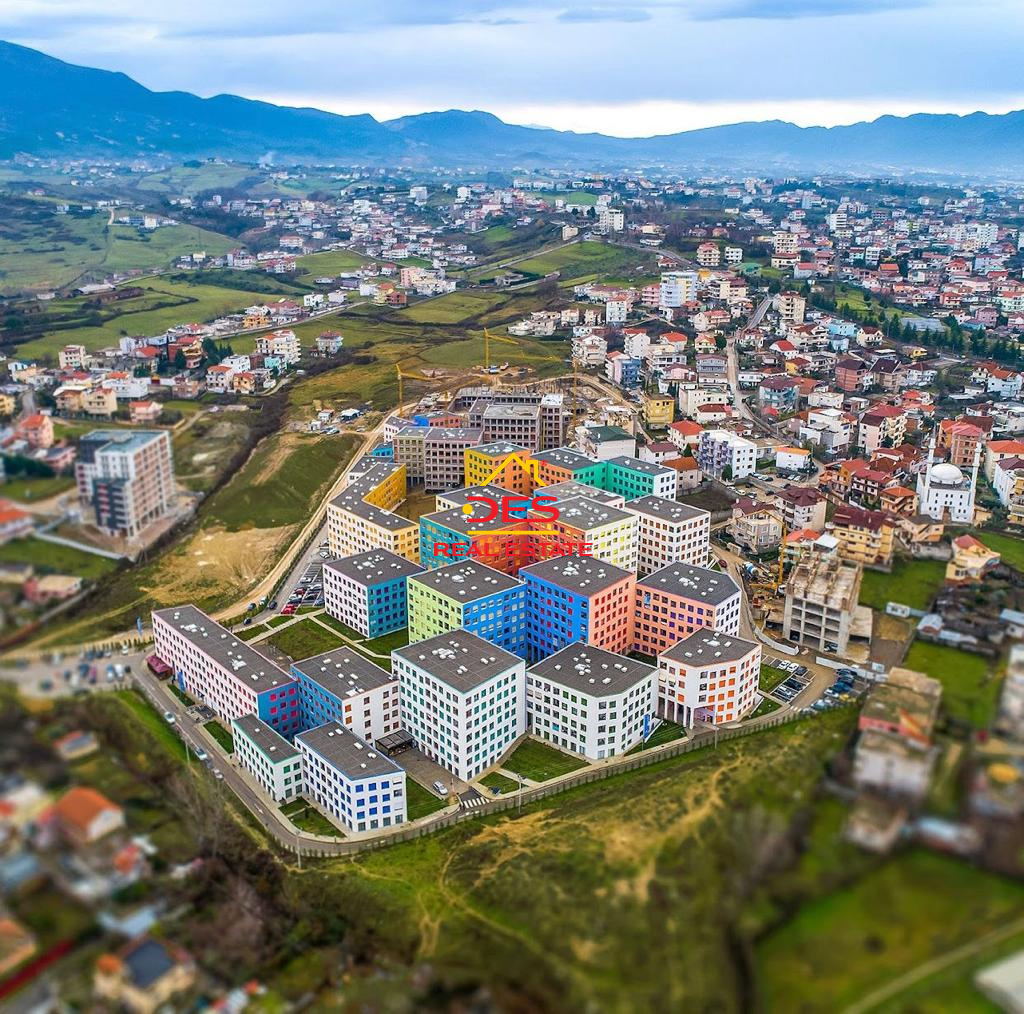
[697,429,757,479]
[152,605,301,739]
[321,549,422,638]
[598,208,625,232]
[526,645,656,760]
[659,270,699,309]
[657,629,761,727]
[392,630,526,782]
[255,328,301,365]
[625,496,712,575]
[296,723,407,833]
[231,714,303,802]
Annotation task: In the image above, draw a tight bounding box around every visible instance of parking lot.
[763,656,811,705]
[281,550,331,615]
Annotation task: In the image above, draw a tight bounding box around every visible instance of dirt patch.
[870,612,915,669]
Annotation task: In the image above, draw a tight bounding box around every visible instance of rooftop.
[290,647,394,696]
[637,562,739,605]
[520,554,632,594]
[607,455,674,477]
[528,644,655,696]
[625,495,709,524]
[324,549,424,586]
[152,605,293,693]
[393,629,522,691]
[660,628,758,666]
[296,722,402,780]
[409,560,522,601]
[231,713,300,763]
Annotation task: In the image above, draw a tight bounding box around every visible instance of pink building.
[633,562,741,657]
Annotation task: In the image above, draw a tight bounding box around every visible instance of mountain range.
[2,39,1023,175]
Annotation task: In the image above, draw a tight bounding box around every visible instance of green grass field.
[406,778,449,820]
[756,850,1024,1012]
[480,772,521,794]
[2,475,75,502]
[513,241,657,285]
[204,434,361,531]
[0,536,120,580]
[626,719,686,754]
[502,738,588,781]
[203,720,235,753]
[266,618,345,660]
[281,798,341,836]
[759,664,790,693]
[295,249,369,280]
[902,640,1000,726]
[977,531,1024,571]
[860,557,946,612]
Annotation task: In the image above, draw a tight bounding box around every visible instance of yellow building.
[0,393,15,418]
[464,443,533,495]
[81,386,118,418]
[326,460,419,562]
[946,534,1001,585]
[641,392,675,429]
[828,505,896,568]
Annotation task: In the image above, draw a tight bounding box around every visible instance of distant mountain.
[2,39,1024,175]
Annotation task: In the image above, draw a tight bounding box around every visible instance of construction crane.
[394,364,437,409]
[744,508,788,603]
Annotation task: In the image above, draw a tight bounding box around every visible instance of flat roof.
[393,628,522,691]
[625,495,710,523]
[325,549,423,586]
[539,495,633,530]
[660,628,758,666]
[290,647,395,696]
[408,560,522,601]
[424,426,483,443]
[296,722,401,779]
[470,442,531,457]
[606,454,673,477]
[637,562,739,605]
[519,554,632,594]
[152,605,293,693]
[539,480,623,507]
[528,644,655,696]
[482,403,541,420]
[530,447,597,470]
[329,461,418,532]
[231,713,299,763]
[434,484,515,508]
[421,505,521,536]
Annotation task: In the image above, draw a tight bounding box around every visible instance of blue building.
[322,549,423,638]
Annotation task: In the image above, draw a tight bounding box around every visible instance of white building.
[526,645,656,760]
[605,298,629,325]
[254,328,301,365]
[598,208,625,232]
[659,270,699,310]
[392,630,526,782]
[322,549,423,638]
[916,437,980,524]
[231,714,303,802]
[624,495,711,575]
[296,723,407,833]
[657,629,761,727]
[697,429,757,479]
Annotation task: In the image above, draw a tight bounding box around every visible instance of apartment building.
[466,390,567,450]
[520,555,636,661]
[858,406,907,456]
[296,723,406,833]
[827,505,896,568]
[423,427,483,491]
[625,496,711,575]
[604,456,677,501]
[419,507,525,574]
[775,486,827,533]
[407,561,527,657]
[480,403,542,451]
[698,429,757,480]
[322,550,423,638]
[657,629,761,726]
[152,605,301,737]
[642,392,675,429]
[535,496,639,573]
[531,447,606,488]
[776,290,806,324]
[659,270,699,309]
[783,554,863,653]
[231,714,303,802]
[526,645,656,759]
[392,424,427,481]
[464,442,533,494]
[326,461,419,562]
[633,563,741,656]
[254,328,301,365]
[392,630,526,782]
[75,430,176,539]
[290,648,400,744]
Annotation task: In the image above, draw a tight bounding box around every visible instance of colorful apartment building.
[463,442,533,494]
[290,648,400,744]
[624,495,711,575]
[520,555,636,661]
[322,550,423,638]
[526,645,656,759]
[152,605,301,738]
[392,630,526,782]
[657,629,761,726]
[604,455,678,500]
[530,447,606,488]
[296,723,406,833]
[326,460,419,562]
[532,496,639,572]
[407,560,527,657]
[633,563,741,656]
[827,504,896,568]
[418,507,525,574]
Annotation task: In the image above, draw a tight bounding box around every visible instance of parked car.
[282,604,297,615]
[163,711,176,724]
[432,780,448,796]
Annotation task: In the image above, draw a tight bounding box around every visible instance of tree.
[722,464,734,481]
[174,350,186,370]
[682,444,693,458]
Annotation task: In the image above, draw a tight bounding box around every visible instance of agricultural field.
[0,199,233,297]
[859,557,946,612]
[295,248,369,281]
[513,240,659,286]
[902,640,1001,726]
[292,712,855,1010]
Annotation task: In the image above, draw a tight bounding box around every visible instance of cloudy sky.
[1,0,1021,136]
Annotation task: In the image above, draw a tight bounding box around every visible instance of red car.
[281,604,298,615]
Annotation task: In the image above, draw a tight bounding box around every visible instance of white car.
[162,711,176,724]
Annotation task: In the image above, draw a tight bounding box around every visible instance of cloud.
[691,0,929,19]
[557,6,652,21]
